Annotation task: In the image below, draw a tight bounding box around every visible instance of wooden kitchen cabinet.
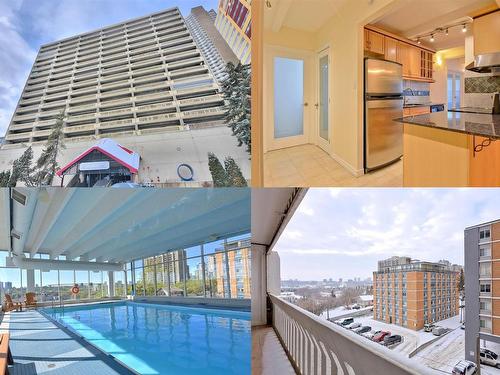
[384,37,398,62]
[403,106,430,117]
[408,46,421,78]
[365,30,385,54]
[473,10,500,55]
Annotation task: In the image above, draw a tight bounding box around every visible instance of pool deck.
[0,310,134,375]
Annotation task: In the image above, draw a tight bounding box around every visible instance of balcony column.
[251,244,267,326]
[26,269,36,293]
[108,271,115,297]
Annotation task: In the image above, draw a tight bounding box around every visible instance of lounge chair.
[3,295,21,313]
[24,293,37,309]
[0,333,14,375]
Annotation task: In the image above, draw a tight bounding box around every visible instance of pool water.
[43,301,251,375]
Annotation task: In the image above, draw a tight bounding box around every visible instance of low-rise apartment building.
[373,256,460,330]
[465,219,500,362]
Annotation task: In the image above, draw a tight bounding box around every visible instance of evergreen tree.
[458,268,465,292]
[208,152,228,187]
[0,170,11,187]
[224,156,247,187]
[11,146,35,187]
[34,110,66,186]
[222,62,251,153]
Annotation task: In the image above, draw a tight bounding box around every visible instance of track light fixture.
[462,24,467,33]
[430,34,435,42]
[414,19,472,45]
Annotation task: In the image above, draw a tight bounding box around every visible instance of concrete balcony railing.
[101,51,128,64]
[39,109,63,118]
[27,75,50,85]
[72,78,99,88]
[167,57,203,70]
[163,50,200,63]
[269,295,431,375]
[161,43,196,56]
[40,100,67,110]
[137,112,179,124]
[100,81,131,92]
[130,57,162,70]
[129,44,160,56]
[32,129,52,138]
[44,91,68,101]
[25,82,46,92]
[179,94,224,107]
[64,124,96,134]
[49,76,72,87]
[67,103,97,113]
[175,83,218,97]
[134,82,169,93]
[71,86,98,96]
[134,92,172,103]
[69,94,98,104]
[66,113,96,123]
[99,118,135,129]
[22,89,45,98]
[98,107,134,118]
[130,51,160,63]
[36,119,58,127]
[158,34,191,48]
[135,101,175,114]
[131,65,165,76]
[16,105,39,114]
[100,88,131,99]
[101,58,129,70]
[182,107,226,120]
[101,65,129,76]
[5,132,32,141]
[13,113,37,122]
[133,73,166,85]
[99,97,133,108]
[9,123,34,131]
[102,45,128,57]
[170,66,208,80]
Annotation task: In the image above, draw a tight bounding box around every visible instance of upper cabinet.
[473,10,500,55]
[364,27,435,82]
[365,30,385,55]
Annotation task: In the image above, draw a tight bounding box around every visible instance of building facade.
[215,237,251,298]
[0,7,250,185]
[215,0,251,64]
[465,219,500,362]
[186,6,239,83]
[373,256,460,330]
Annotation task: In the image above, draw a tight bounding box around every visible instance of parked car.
[480,348,500,368]
[424,323,435,332]
[383,335,402,346]
[335,317,354,326]
[352,304,361,310]
[355,326,371,334]
[362,330,380,340]
[461,322,465,330]
[347,322,362,330]
[432,326,447,336]
[452,360,477,375]
[372,331,390,343]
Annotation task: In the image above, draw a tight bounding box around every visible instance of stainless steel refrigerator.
[364,58,403,172]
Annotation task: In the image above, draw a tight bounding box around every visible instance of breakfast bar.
[396,111,500,187]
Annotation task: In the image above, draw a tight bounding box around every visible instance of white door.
[316,47,330,152]
[447,71,462,109]
[265,47,311,151]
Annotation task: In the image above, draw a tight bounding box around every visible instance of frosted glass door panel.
[274,57,304,139]
[319,55,329,141]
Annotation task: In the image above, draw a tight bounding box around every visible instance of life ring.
[71,285,80,294]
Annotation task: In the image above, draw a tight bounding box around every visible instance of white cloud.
[276,188,499,280]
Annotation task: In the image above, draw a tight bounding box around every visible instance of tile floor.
[0,310,132,375]
[252,325,295,375]
[264,144,402,187]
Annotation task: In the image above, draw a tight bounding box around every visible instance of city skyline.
[275,188,498,280]
[0,0,219,135]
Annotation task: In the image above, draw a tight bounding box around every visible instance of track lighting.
[445,28,449,35]
[417,38,421,45]
[430,34,435,42]
[462,24,467,33]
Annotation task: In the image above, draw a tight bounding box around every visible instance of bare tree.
[340,288,361,308]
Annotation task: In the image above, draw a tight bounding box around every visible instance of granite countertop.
[395,111,500,139]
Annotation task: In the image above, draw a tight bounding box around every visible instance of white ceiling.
[372,0,498,50]
[1,188,250,267]
[264,0,349,33]
[251,188,306,250]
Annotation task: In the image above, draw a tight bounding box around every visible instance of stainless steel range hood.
[466,52,500,74]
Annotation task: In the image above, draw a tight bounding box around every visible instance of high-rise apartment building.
[215,0,251,64]
[373,256,460,330]
[0,7,249,185]
[215,237,251,298]
[464,219,500,362]
[186,6,238,83]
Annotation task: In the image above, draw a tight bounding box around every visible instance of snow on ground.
[413,317,500,375]
[320,305,373,320]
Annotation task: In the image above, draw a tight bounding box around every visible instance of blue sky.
[275,188,499,281]
[0,0,218,136]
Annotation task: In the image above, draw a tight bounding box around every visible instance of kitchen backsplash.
[403,80,430,104]
[464,76,500,93]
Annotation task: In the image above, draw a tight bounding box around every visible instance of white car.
[480,348,500,368]
[452,360,477,375]
[362,330,380,340]
[346,322,361,330]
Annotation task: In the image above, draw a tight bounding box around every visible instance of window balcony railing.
[269,295,428,375]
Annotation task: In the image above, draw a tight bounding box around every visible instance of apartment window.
[480,227,491,240]
[479,244,491,257]
[480,262,491,277]
[480,283,491,293]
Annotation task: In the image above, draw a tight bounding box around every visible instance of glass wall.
[0,233,251,303]
[127,234,251,299]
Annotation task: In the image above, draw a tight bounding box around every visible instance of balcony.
[135,102,175,114]
[72,78,99,89]
[131,66,165,77]
[70,94,98,104]
[67,103,97,113]
[36,119,57,128]
[5,132,32,141]
[40,100,67,110]
[182,107,225,121]
[99,118,135,129]
[71,86,97,96]
[167,57,203,71]
[9,123,34,131]
[32,129,52,138]
[161,42,196,56]
[13,113,37,122]
[99,97,133,108]
[134,92,172,103]
[163,50,200,64]
[64,124,96,134]
[158,34,191,47]
[133,73,167,85]
[175,83,218,97]
[179,95,224,108]
[66,113,96,124]
[137,112,179,125]
[98,107,134,119]
[100,88,131,99]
